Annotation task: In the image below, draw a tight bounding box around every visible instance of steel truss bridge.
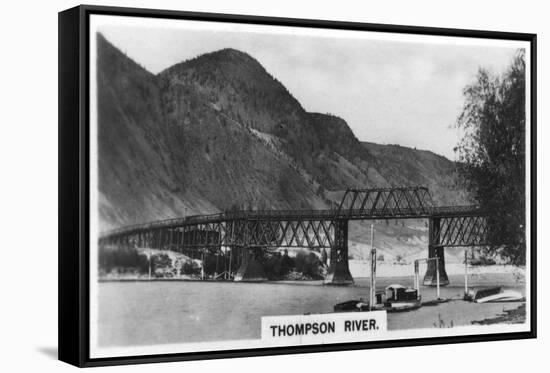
[99,187,496,285]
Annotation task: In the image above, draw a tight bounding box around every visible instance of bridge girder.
[98,186,498,252]
[336,186,435,217]
[430,215,490,248]
[100,219,338,250]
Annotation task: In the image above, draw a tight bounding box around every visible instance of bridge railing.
[100,205,484,239]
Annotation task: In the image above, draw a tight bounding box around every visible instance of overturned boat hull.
[475,290,524,303]
[465,286,524,303]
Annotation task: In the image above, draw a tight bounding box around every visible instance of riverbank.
[98,262,525,282]
[349,260,525,279]
[472,304,526,325]
[99,273,201,281]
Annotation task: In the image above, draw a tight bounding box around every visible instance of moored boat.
[384,284,422,312]
[333,226,423,313]
[465,286,524,303]
[334,299,369,312]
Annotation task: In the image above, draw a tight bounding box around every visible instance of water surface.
[98,273,524,347]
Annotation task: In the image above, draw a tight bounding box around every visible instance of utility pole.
[369,224,376,310]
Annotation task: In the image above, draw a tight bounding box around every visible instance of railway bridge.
[99,187,495,285]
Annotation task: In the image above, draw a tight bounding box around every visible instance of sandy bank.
[349,260,525,278]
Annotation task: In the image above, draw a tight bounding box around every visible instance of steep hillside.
[362,142,470,205]
[97,33,210,228]
[97,33,467,235]
[158,49,340,195]
[97,35,328,231]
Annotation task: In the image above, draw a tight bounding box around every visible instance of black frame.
[58,4,537,367]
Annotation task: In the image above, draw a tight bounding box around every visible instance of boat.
[465,286,524,303]
[333,226,422,313]
[462,252,525,304]
[383,284,422,312]
[334,299,369,312]
[475,290,524,303]
[334,285,422,313]
[421,298,450,307]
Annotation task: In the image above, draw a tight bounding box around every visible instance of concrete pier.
[324,220,354,285]
[233,249,268,282]
[423,217,449,286]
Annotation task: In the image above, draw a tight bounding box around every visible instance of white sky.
[94,15,525,159]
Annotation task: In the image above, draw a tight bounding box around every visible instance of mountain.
[361,142,469,206]
[97,33,468,233]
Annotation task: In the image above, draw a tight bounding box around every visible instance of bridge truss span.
[431,215,490,248]
[336,186,435,217]
[98,186,498,285]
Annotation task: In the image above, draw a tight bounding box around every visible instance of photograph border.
[58,4,537,367]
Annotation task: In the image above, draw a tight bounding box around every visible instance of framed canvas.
[58,4,537,367]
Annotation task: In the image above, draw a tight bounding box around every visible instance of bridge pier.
[324,220,354,285]
[233,248,268,282]
[423,217,449,286]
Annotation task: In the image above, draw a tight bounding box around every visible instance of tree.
[317,184,325,198]
[455,50,526,265]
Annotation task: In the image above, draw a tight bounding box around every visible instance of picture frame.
[59,4,537,367]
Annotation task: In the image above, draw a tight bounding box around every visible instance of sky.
[92,15,525,160]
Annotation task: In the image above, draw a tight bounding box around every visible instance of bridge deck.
[101,205,485,239]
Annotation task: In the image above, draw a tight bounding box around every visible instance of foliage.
[151,253,172,273]
[293,250,324,279]
[202,253,224,275]
[98,247,149,274]
[256,249,326,280]
[181,260,201,275]
[258,250,295,280]
[469,256,497,266]
[455,50,526,265]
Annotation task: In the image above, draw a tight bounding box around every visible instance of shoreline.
[98,263,525,282]
[350,261,525,278]
[472,304,526,325]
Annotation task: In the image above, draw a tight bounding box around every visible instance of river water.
[97,273,525,347]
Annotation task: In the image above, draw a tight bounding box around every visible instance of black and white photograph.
[84,11,534,360]
[85,11,535,359]
[3,0,549,371]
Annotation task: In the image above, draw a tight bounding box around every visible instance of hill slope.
[361,142,469,206]
[97,33,468,234]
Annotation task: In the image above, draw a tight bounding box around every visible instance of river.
[97,273,525,347]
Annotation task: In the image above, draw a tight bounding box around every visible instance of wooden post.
[229,221,235,279]
[414,260,419,290]
[177,227,181,252]
[228,248,233,280]
[218,249,220,278]
[464,249,469,296]
[169,228,173,250]
[148,245,152,281]
[436,257,440,299]
[201,250,205,280]
[369,224,376,310]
